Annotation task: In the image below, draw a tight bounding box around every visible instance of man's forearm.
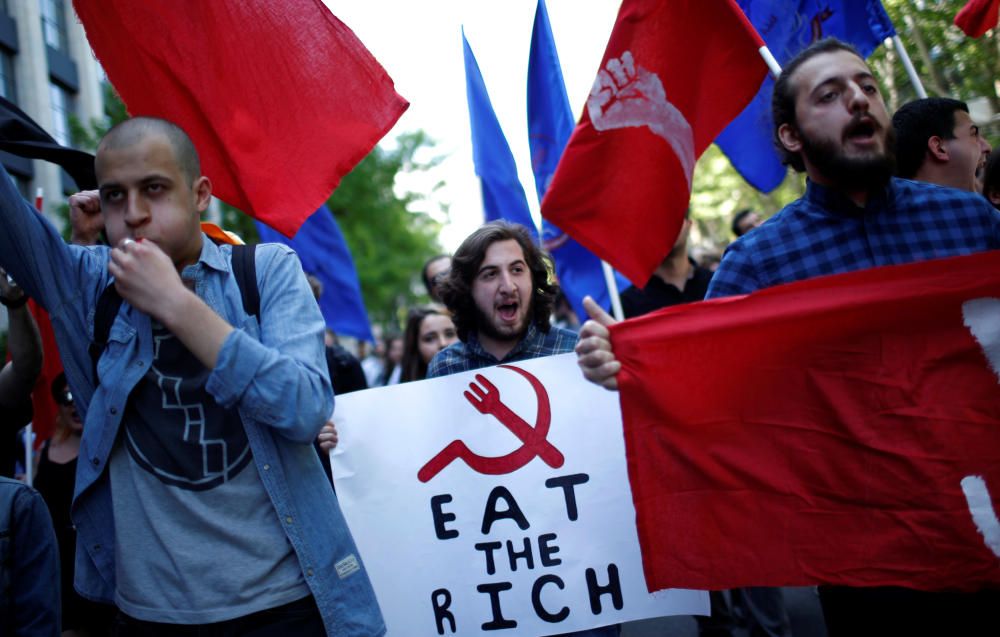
[159,287,234,370]
[0,304,43,402]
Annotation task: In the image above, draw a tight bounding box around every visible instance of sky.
[324,0,621,251]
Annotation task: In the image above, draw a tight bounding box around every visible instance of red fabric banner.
[955,0,1000,38]
[72,0,408,237]
[28,300,61,447]
[612,251,1000,592]
[541,0,767,287]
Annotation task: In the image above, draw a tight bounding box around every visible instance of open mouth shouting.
[844,116,880,149]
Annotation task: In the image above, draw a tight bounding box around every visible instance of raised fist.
[587,51,695,185]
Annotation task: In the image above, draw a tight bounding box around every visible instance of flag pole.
[601,260,625,321]
[23,188,44,486]
[758,46,782,78]
[888,36,928,99]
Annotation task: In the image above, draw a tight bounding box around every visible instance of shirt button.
[306,568,314,577]
[93,544,101,552]
[263,464,270,471]
[285,516,293,524]
[109,407,117,415]
[92,458,100,466]
[136,361,144,367]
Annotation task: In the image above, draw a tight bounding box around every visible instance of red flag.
[541,0,767,287]
[27,300,61,447]
[955,0,1000,37]
[72,0,408,236]
[612,251,1000,592]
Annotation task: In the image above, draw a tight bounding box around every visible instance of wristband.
[0,294,28,309]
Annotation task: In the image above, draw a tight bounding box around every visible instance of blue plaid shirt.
[427,323,579,378]
[708,178,1000,299]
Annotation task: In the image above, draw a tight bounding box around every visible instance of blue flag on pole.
[462,29,537,239]
[717,0,896,192]
[255,205,374,342]
[526,0,627,321]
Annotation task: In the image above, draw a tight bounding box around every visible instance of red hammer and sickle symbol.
[417,364,565,482]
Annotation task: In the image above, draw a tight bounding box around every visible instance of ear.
[927,136,949,162]
[777,123,802,154]
[193,176,212,213]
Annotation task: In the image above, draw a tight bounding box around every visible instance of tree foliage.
[689,0,998,252]
[327,130,443,331]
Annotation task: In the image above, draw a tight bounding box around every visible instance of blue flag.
[255,205,374,342]
[717,0,896,192]
[527,0,628,321]
[462,30,537,239]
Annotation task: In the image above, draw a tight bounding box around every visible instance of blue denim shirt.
[0,172,384,636]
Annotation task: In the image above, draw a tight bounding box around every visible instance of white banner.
[331,353,707,636]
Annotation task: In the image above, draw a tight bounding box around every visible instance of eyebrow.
[99,174,173,194]
[809,71,875,98]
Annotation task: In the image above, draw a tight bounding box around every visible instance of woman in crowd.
[399,305,459,383]
[34,373,114,636]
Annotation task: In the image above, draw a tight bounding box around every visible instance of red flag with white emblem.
[72,0,408,236]
[612,251,1000,592]
[541,0,767,287]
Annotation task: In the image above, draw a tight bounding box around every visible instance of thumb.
[582,295,617,327]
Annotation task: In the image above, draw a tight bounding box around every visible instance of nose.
[498,270,517,294]
[980,137,992,155]
[123,190,150,228]
[846,82,870,113]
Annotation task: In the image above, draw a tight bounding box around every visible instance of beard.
[474,298,531,344]
[800,122,897,193]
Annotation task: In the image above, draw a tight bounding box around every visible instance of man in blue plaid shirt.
[577,38,999,636]
[427,221,619,637]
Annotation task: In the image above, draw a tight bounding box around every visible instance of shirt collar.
[192,233,230,273]
[805,178,892,217]
[466,323,541,363]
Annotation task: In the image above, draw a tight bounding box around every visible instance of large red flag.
[72,0,408,236]
[955,0,1000,37]
[612,251,1000,592]
[541,0,767,287]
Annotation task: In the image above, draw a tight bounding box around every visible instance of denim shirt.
[0,172,384,636]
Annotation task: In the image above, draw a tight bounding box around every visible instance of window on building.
[41,0,69,53]
[0,48,15,102]
[49,81,75,146]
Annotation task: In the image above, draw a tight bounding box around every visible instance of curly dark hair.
[771,38,864,172]
[439,221,557,342]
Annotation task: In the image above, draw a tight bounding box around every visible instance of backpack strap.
[231,243,260,320]
[89,283,124,382]
[88,244,260,383]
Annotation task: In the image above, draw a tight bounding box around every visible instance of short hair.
[50,372,68,402]
[400,305,451,383]
[421,254,451,294]
[892,98,969,178]
[98,116,201,184]
[983,151,1000,208]
[731,208,754,237]
[439,221,557,341]
[772,38,865,172]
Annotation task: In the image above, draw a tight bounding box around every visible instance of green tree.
[327,130,443,331]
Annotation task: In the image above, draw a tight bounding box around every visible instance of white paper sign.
[331,353,707,636]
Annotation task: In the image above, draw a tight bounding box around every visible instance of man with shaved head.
[0,117,383,636]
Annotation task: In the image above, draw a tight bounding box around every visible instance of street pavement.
[622,587,828,637]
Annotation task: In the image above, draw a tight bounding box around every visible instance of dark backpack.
[88,244,259,382]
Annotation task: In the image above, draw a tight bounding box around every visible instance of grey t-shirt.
[110,326,308,623]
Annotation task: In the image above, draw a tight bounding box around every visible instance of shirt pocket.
[95,319,137,384]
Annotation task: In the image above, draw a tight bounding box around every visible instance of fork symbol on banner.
[417,364,565,483]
